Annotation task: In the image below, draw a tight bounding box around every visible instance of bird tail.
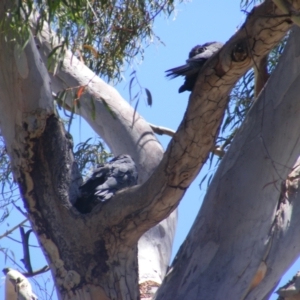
[165,64,190,78]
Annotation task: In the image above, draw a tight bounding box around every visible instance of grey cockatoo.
[166,41,223,93]
[75,154,138,213]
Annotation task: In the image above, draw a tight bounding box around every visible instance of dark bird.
[75,154,138,213]
[166,41,223,93]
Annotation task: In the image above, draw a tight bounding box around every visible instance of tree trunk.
[30,15,177,290]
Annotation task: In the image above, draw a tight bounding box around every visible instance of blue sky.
[0,1,299,299]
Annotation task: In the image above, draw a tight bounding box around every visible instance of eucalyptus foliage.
[11,0,180,81]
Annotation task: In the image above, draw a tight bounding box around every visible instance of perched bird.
[75,154,138,213]
[166,41,223,93]
[3,268,37,300]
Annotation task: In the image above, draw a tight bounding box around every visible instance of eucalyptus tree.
[1,0,300,299]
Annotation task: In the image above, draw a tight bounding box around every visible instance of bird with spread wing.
[166,41,223,93]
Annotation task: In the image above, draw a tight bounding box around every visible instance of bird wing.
[165,49,210,79]
[79,165,110,197]
[166,42,224,78]
[166,42,224,93]
[165,64,195,78]
[94,155,138,201]
[75,154,138,212]
[187,42,223,63]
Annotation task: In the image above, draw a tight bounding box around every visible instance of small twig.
[150,123,227,158]
[19,227,51,277]
[23,265,50,277]
[20,227,33,274]
[0,219,28,240]
[5,235,40,247]
[149,123,175,137]
[0,248,26,271]
[12,201,28,218]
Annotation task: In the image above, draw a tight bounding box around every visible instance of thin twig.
[149,123,175,137]
[23,265,50,277]
[0,219,28,240]
[12,201,28,218]
[20,227,33,273]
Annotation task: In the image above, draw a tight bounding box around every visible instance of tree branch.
[149,123,175,137]
[101,0,299,234]
[30,0,299,236]
[26,0,300,266]
[20,227,33,274]
[155,23,300,300]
